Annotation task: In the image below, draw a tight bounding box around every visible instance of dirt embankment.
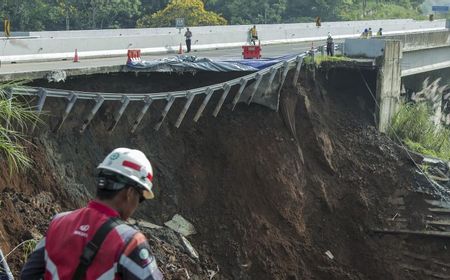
[1,68,449,279]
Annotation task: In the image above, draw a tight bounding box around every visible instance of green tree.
[0,0,142,31]
[0,0,60,31]
[140,0,170,16]
[337,0,421,20]
[283,0,342,22]
[87,0,141,29]
[204,0,287,24]
[137,0,227,27]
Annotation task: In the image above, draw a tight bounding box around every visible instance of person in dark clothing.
[184,28,192,53]
[326,33,334,56]
[315,16,321,27]
[377,28,383,36]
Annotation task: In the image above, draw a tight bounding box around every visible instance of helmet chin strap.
[97,176,127,191]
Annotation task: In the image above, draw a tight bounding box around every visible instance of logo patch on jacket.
[139,248,149,260]
[74,224,90,237]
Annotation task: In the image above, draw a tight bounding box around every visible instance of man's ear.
[116,187,131,202]
[125,187,135,201]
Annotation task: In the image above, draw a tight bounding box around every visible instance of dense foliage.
[0,0,433,31]
[137,0,226,27]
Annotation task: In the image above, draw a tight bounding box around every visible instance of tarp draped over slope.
[127,54,298,72]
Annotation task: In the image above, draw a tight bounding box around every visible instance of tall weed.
[390,102,450,160]
[0,84,41,175]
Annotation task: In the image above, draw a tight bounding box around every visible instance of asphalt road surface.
[0,40,332,79]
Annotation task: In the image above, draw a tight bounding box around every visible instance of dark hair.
[96,170,144,202]
[96,188,125,200]
[96,170,131,200]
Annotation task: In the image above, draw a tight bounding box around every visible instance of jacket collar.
[88,200,120,218]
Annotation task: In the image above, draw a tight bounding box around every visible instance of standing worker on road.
[315,16,321,27]
[360,28,368,38]
[21,148,164,280]
[250,25,258,45]
[377,28,383,36]
[326,33,334,56]
[184,28,192,53]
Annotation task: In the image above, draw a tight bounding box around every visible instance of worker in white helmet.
[22,148,163,280]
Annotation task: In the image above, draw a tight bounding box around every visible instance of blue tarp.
[127,54,298,72]
[223,54,298,70]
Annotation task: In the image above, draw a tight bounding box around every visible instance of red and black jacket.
[21,201,163,280]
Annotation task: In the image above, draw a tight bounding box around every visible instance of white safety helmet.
[97,148,154,200]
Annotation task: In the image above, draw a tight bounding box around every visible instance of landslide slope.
[1,69,446,279]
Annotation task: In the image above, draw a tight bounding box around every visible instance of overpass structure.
[344,27,450,132]
[0,19,447,83]
[0,19,446,63]
[398,31,450,77]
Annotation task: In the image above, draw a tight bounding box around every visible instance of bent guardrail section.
[10,53,306,133]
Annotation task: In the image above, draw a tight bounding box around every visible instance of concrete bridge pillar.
[375,40,402,133]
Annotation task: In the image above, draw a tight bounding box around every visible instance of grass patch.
[315,54,350,64]
[0,83,42,175]
[22,239,38,263]
[303,54,350,66]
[389,103,450,160]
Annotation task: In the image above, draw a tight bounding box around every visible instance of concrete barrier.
[343,39,386,58]
[379,30,450,50]
[0,19,446,63]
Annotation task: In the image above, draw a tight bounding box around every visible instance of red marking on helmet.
[122,160,153,182]
[122,160,140,170]
[147,172,153,182]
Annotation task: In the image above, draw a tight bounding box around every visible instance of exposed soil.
[28,71,252,93]
[1,67,449,279]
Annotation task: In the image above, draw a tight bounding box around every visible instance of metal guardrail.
[10,52,307,133]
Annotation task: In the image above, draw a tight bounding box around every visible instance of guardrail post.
[108,95,130,132]
[213,83,231,117]
[154,95,176,131]
[194,87,214,122]
[292,55,303,86]
[31,88,47,132]
[270,61,293,111]
[80,94,104,133]
[175,91,195,128]
[247,73,264,105]
[131,96,153,133]
[232,78,248,111]
[263,67,279,97]
[35,88,47,112]
[278,61,291,91]
[54,92,78,132]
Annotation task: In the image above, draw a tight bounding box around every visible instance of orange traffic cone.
[73,49,79,62]
[178,43,184,55]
